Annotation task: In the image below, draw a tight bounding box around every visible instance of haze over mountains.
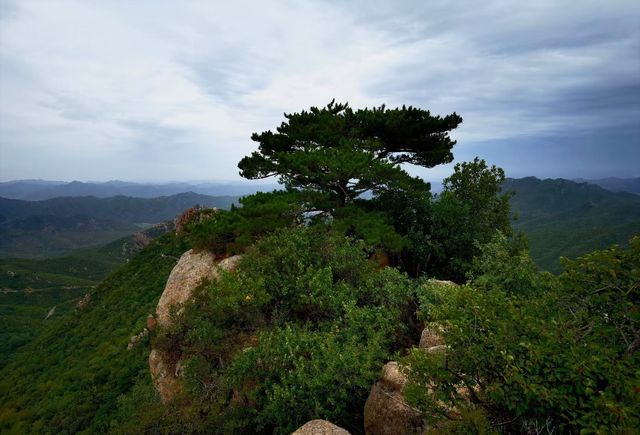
[1,176,638,268]
[0,180,278,201]
[572,177,640,195]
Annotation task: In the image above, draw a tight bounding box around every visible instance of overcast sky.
[0,0,638,183]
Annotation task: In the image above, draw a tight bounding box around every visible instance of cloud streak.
[0,0,638,182]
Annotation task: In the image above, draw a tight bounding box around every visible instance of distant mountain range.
[572,177,640,195]
[1,177,639,269]
[1,177,637,200]
[0,192,237,258]
[504,177,640,272]
[0,179,278,200]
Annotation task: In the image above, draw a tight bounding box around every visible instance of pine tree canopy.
[238,100,462,210]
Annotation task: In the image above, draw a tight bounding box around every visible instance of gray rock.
[149,251,243,402]
[364,362,424,435]
[292,419,351,435]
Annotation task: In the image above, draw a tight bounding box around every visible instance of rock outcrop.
[146,314,156,330]
[364,362,424,435]
[76,292,91,310]
[364,324,448,435]
[155,250,242,328]
[149,250,242,402]
[127,328,149,350]
[149,349,183,402]
[155,249,217,327]
[292,419,351,435]
[419,326,445,350]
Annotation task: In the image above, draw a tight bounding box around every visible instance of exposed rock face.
[127,328,149,350]
[419,326,444,349]
[149,349,183,402]
[76,292,91,310]
[146,314,157,330]
[150,250,243,402]
[156,250,242,327]
[292,419,351,435]
[217,254,243,273]
[364,362,424,435]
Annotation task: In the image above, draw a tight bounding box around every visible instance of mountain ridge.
[0,179,279,200]
[0,192,237,258]
[572,176,640,195]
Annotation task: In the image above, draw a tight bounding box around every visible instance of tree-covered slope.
[0,226,172,367]
[505,177,640,272]
[0,192,236,258]
[0,232,188,434]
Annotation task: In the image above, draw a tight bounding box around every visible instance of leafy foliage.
[429,157,513,281]
[185,190,303,255]
[137,227,418,434]
[404,235,640,433]
[372,157,514,280]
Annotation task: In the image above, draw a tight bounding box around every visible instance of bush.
[143,226,418,434]
[185,190,303,255]
[404,237,640,433]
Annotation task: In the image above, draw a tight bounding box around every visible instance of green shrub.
[186,190,303,255]
[143,226,417,434]
[404,236,640,433]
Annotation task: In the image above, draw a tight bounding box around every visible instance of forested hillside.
[505,177,640,272]
[573,177,640,195]
[0,193,236,257]
[0,192,236,221]
[0,225,172,368]
[0,232,188,433]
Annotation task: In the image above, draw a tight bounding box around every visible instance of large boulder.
[150,250,242,402]
[155,250,242,327]
[419,326,444,349]
[155,249,217,327]
[364,362,424,435]
[292,420,351,435]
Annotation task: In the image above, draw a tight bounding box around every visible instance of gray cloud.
[0,0,638,182]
